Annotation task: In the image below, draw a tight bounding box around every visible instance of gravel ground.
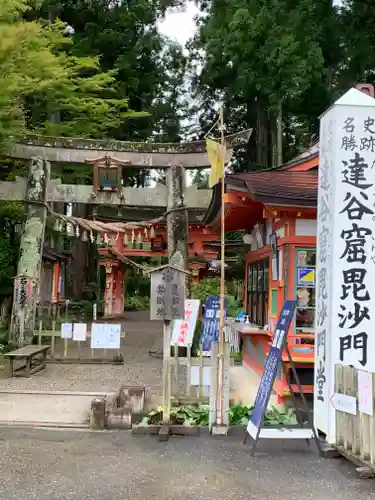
[0,427,374,500]
[0,318,163,395]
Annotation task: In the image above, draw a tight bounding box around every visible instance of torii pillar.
[166,165,188,268]
[10,157,51,346]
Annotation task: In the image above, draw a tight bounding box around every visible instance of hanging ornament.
[137,232,142,245]
[144,228,148,239]
[75,225,80,237]
[123,232,129,246]
[81,230,88,242]
[89,230,94,243]
[131,230,135,244]
[96,233,102,245]
[150,226,156,239]
[104,232,109,245]
[115,232,119,242]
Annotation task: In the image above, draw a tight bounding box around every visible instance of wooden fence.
[224,318,241,352]
[335,364,375,470]
[168,342,231,427]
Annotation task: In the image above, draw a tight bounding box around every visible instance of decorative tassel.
[75,225,80,237]
[96,233,102,245]
[150,226,156,239]
[81,230,88,242]
[123,232,129,246]
[89,230,94,243]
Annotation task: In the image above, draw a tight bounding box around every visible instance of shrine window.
[247,258,269,326]
[295,248,316,333]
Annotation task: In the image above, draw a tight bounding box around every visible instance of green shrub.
[125,296,150,311]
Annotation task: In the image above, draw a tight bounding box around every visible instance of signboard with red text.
[171,299,200,346]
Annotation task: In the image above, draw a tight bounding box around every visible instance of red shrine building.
[97,223,219,317]
[204,142,319,403]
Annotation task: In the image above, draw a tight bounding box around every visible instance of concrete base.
[211,424,228,436]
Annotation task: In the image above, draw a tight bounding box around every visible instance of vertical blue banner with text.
[247,300,296,438]
[200,296,228,355]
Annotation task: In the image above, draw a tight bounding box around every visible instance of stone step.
[0,390,106,427]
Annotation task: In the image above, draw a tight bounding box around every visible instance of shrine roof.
[227,171,318,205]
[42,247,69,262]
[204,170,318,227]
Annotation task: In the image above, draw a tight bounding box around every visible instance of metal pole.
[217,107,226,426]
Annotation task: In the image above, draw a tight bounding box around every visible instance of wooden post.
[10,157,51,346]
[163,165,188,423]
[163,320,172,423]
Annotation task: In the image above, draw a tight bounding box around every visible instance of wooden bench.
[4,345,51,378]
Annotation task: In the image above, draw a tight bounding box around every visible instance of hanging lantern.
[54,218,61,232]
[137,231,142,245]
[104,232,109,245]
[75,225,80,237]
[81,230,88,242]
[144,228,148,239]
[89,230,94,243]
[66,222,74,237]
[123,232,129,246]
[96,233,102,245]
[131,230,135,244]
[150,226,156,239]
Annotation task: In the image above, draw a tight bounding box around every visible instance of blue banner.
[249,300,296,432]
[200,296,228,354]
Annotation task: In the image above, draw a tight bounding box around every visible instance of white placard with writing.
[73,323,87,341]
[171,299,200,346]
[90,323,121,350]
[315,88,375,443]
[61,323,73,339]
[358,370,373,416]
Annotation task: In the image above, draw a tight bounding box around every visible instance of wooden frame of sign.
[243,300,322,456]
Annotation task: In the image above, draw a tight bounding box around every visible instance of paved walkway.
[0,428,373,500]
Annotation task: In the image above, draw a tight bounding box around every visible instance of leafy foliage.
[145,403,298,427]
[191,278,242,317]
[0,0,142,152]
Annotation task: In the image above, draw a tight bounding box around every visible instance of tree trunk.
[256,98,268,169]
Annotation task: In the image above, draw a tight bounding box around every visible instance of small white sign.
[73,323,87,341]
[61,323,73,339]
[358,370,373,416]
[330,392,357,416]
[91,323,121,350]
[171,299,200,346]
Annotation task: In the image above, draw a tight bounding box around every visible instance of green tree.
[33,0,187,143]
[188,0,341,170]
[0,0,141,151]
